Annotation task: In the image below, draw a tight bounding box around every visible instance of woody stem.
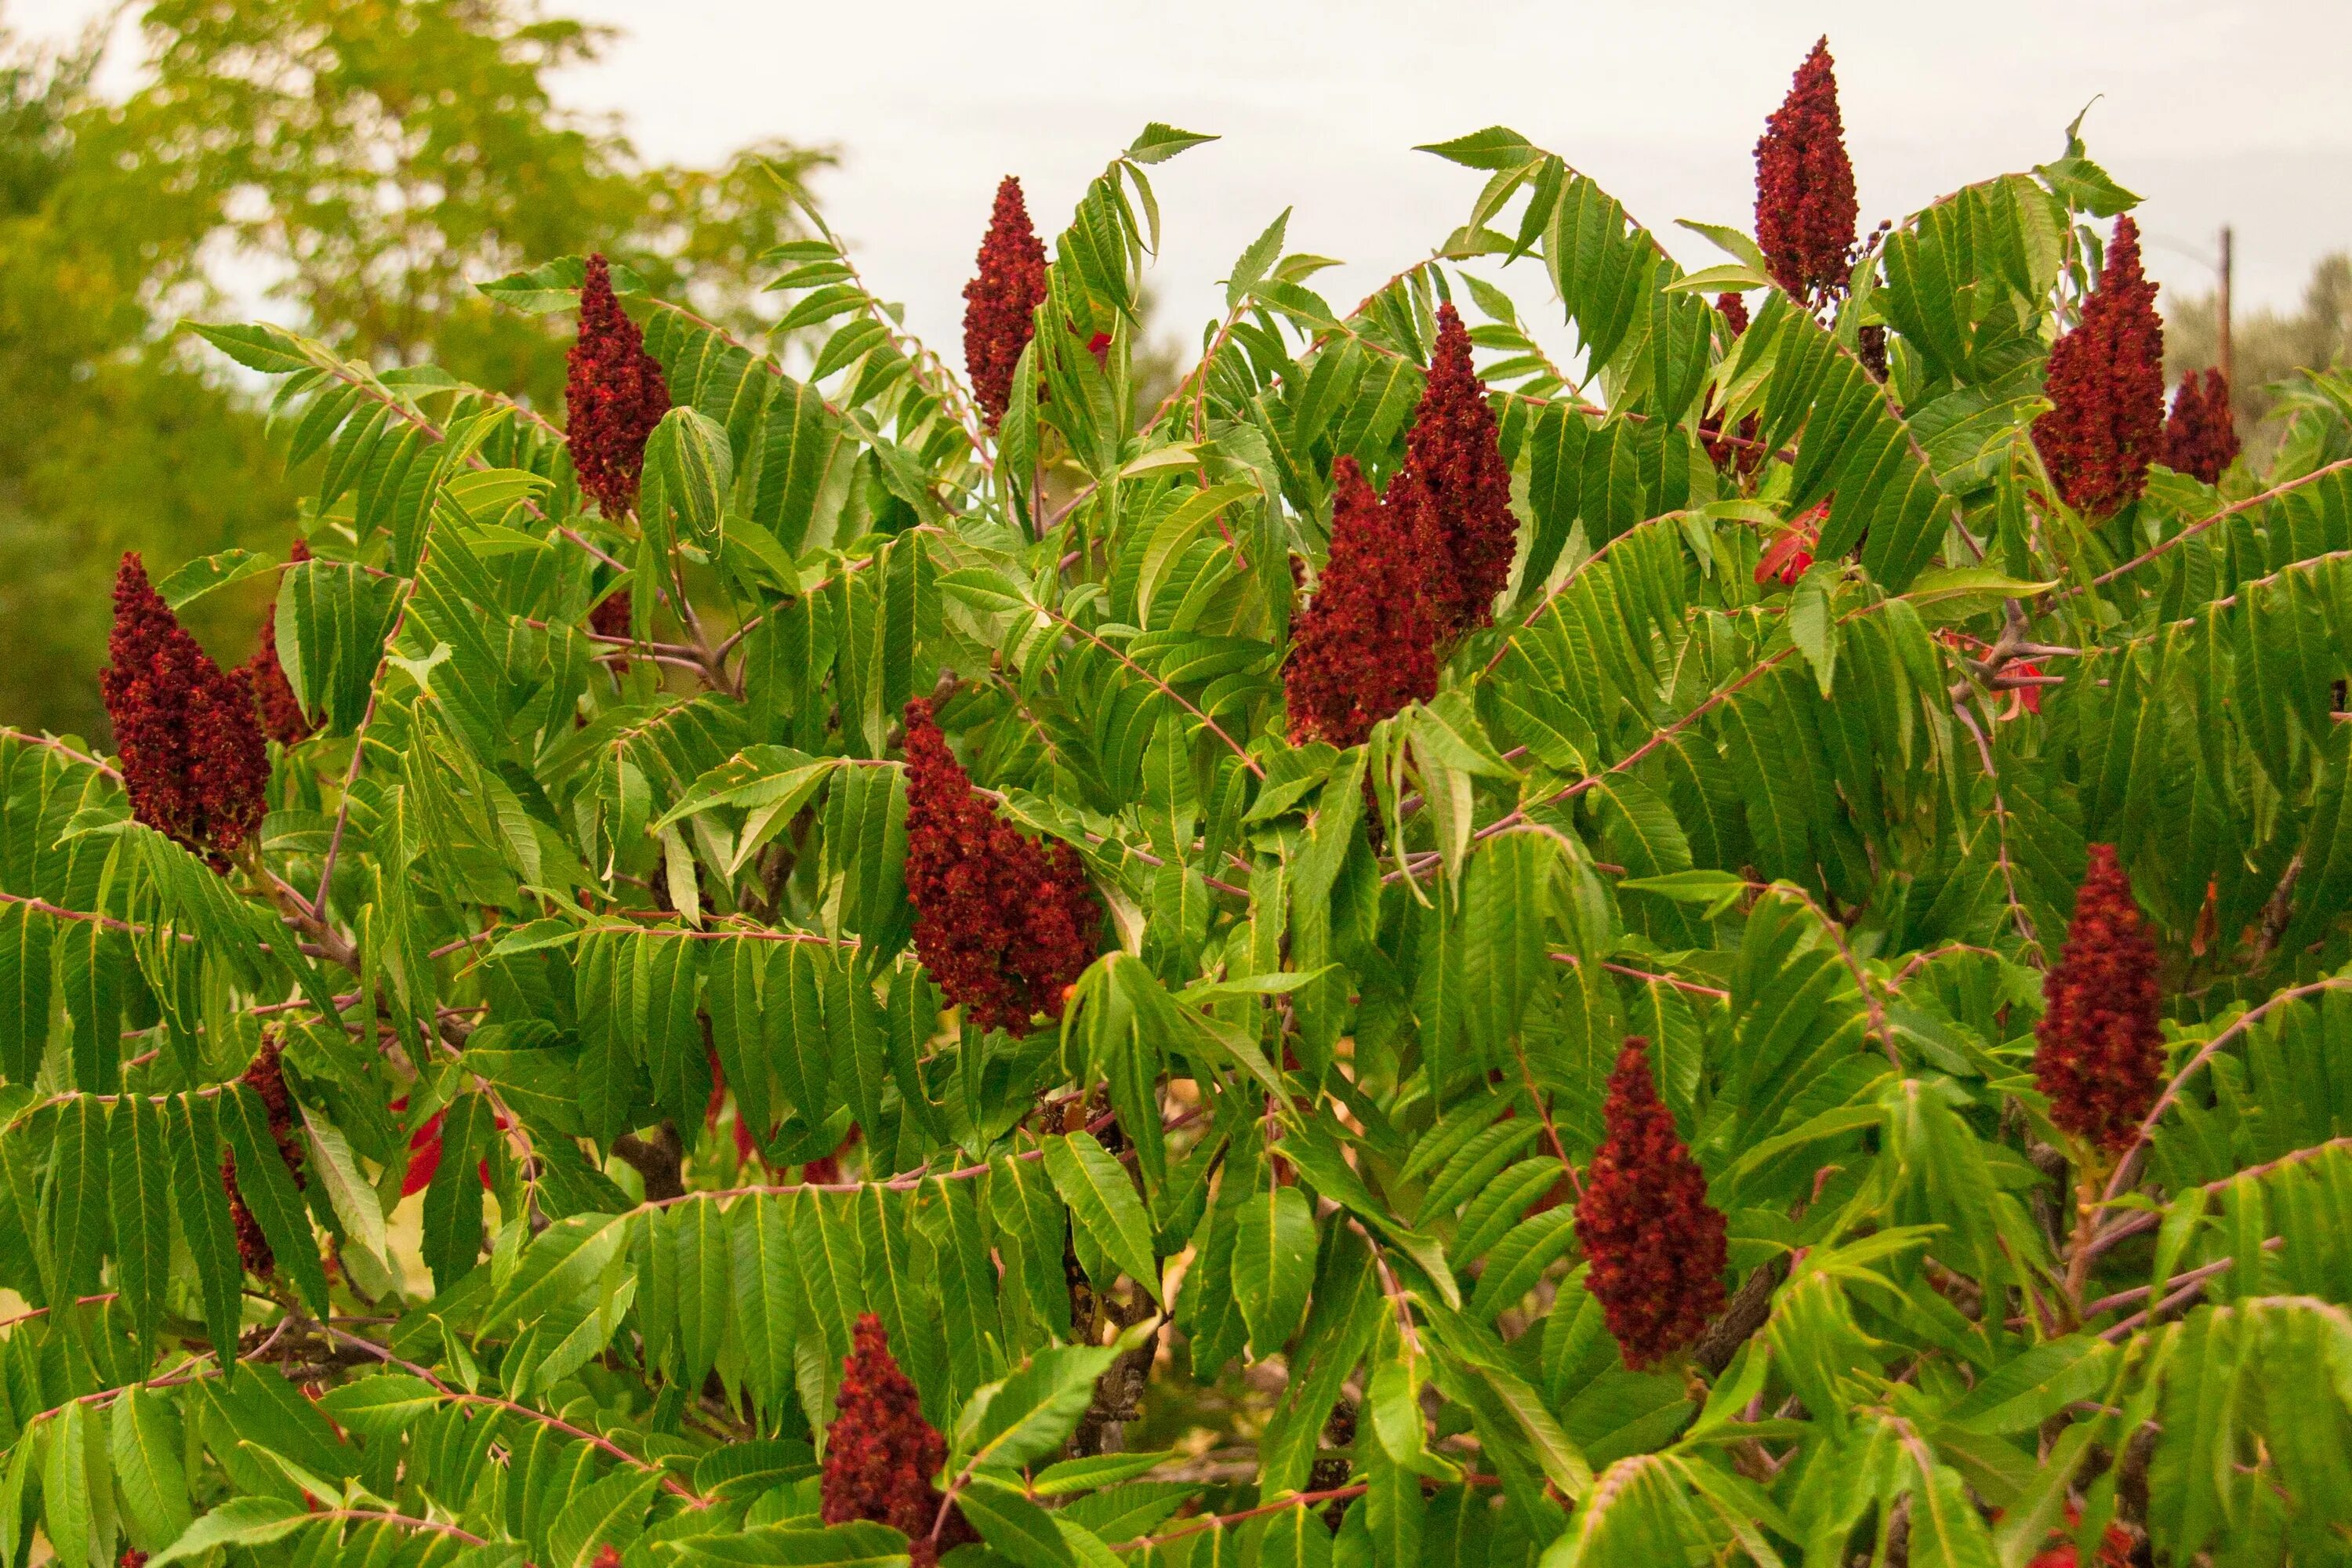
[2062,1153,2106,1317]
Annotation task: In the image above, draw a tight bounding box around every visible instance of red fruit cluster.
[1753,38,1860,304]
[902,699,1099,1033]
[101,553,270,870]
[223,1033,308,1276]
[1284,457,1439,749]
[2035,844,2165,1152]
[2032,216,2166,517]
[565,253,671,517]
[1392,303,1517,637]
[822,1314,973,1566]
[1855,323,1888,382]
[244,538,313,747]
[588,588,632,641]
[2162,367,2239,484]
[1575,1038,1728,1370]
[962,177,1050,430]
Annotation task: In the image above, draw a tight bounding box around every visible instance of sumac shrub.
[9,56,2352,1568]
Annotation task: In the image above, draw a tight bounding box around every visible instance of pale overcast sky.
[13,1,2350,363]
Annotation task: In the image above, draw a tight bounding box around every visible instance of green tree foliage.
[0,0,830,741]
[12,100,2352,1568]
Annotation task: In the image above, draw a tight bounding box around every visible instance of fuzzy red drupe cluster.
[2162,367,2240,485]
[564,253,672,517]
[2035,844,2166,1152]
[589,587,633,641]
[902,699,1098,1033]
[223,1033,308,1277]
[1392,303,1518,638]
[101,552,270,869]
[243,537,314,747]
[821,1314,974,1566]
[1753,38,1859,304]
[961,177,1050,430]
[2032,216,2166,518]
[1283,458,1439,749]
[1574,1037,1728,1370]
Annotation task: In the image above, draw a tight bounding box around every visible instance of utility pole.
[2218,225,2234,389]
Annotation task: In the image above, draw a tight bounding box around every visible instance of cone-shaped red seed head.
[1753,38,1859,303]
[2034,844,2165,1152]
[223,1032,309,1277]
[1284,457,1439,749]
[1717,291,1751,339]
[822,1315,974,1566]
[962,177,1051,430]
[2032,216,2166,517]
[565,254,672,516]
[244,1032,293,1129]
[245,539,314,747]
[1388,303,1517,637]
[589,587,633,641]
[223,1149,273,1276]
[1575,1037,1728,1370]
[246,1030,310,1180]
[2162,367,2239,485]
[101,553,269,869]
[902,699,1099,1033]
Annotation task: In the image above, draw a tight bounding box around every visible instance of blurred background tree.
[2169,251,2352,456]
[0,0,831,740]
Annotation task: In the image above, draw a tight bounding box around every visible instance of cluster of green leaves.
[9,109,2352,1568]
